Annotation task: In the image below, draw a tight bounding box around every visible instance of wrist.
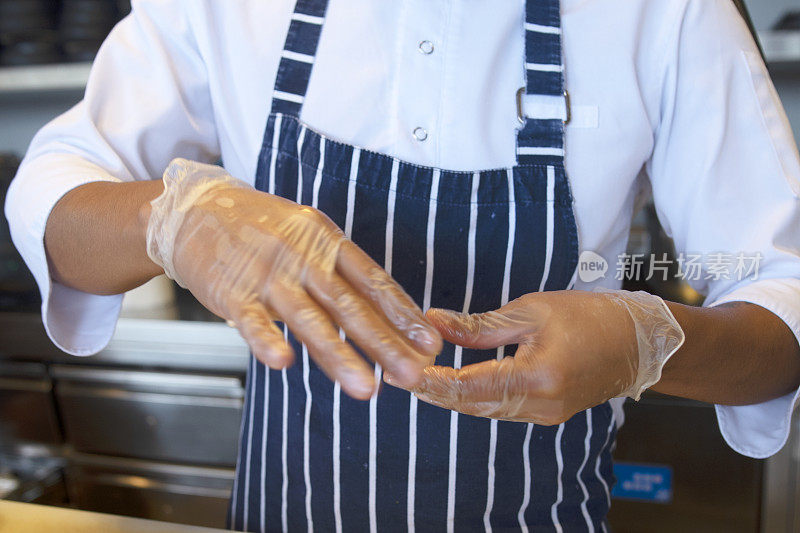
[596,289,685,400]
[146,158,253,285]
[134,179,166,278]
[137,180,163,245]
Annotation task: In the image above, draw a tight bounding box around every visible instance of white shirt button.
[418,40,434,55]
[413,127,428,141]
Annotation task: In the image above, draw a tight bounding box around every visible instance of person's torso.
[229,1,620,530]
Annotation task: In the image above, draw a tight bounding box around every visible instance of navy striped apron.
[230,1,617,531]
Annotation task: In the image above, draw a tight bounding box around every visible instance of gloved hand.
[146,158,442,399]
[385,289,684,424]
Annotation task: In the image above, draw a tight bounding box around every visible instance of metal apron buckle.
[516,87,571,125]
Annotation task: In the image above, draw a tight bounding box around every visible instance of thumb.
[426,305,531,350]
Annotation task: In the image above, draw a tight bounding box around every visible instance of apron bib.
[230,1,616,531]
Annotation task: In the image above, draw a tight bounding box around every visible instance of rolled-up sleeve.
[647,0,800,458]
[3,0,219,356]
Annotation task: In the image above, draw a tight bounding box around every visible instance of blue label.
[611,462,673,503]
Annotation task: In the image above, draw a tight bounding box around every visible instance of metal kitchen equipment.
[0,311,247,528]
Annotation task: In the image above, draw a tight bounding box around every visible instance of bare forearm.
[44,180,164,295]
[653,301,800,405]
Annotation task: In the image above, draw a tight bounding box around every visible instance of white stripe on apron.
[578,409,595,532]
[551,422,565,532]
[483,167,517,532]
[445,171,480,533]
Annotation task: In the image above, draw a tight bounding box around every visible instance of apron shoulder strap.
[270,0,330,116]
[517,0,568,167]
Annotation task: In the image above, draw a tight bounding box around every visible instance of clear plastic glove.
[385,289,684,425]
[146,158,442,399]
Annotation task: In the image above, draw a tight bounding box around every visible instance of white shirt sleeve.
[647,0,800,458]
[3,0,220,356]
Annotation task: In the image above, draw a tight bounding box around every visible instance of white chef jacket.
[5,0,800,459]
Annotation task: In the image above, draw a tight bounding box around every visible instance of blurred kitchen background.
[1,1,800,532]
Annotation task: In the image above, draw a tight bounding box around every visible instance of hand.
[385,290,684,425]
[146,159,442,399]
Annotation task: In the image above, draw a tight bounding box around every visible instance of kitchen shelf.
[0,62,91,94]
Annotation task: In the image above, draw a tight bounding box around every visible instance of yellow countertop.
[0,501,227,533]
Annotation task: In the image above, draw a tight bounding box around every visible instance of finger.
[269,283,376,400]
[412,394,563,425]
[412,392,507,419]
[336,240,442,356]
[403,363,513,417]
[387,358,519,403]
[425,303,534,350]
[391,359,565,424]
[305,268,430,389]
[233,303,294,369]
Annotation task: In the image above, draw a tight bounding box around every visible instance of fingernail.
[411,325,442,353]
[275,350,294,368]
[352,373,377,398]
[269,355,292,370]
[422,329,440,347]
[383,371,398,387]
[413,392,435,407]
